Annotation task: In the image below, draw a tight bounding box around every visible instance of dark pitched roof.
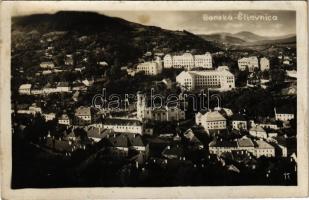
[107,134,129,148]
[275,106,295,114]
[209,139,237,148]
[127,134,145,147]
[231,114,247,121]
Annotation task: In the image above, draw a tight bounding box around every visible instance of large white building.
[163,52,212,70]
[260,57,270,71]
[238,56,259,72]
[137,93,185,122]
[176,67,235,91]
[195,110,226,130]
[136,58,163,75]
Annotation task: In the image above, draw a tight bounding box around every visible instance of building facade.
[163,52,212,70]
[238,56,259,72]
[136,58,163,75]
[176,67,235,91]
[18,84,32,95]
[196,110,227,130]
[136,93,185,122]
[260,57,270,71]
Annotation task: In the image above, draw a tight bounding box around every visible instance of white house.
[260,57,270,71]
[93,118,143,135]
[274,107,295,121]
[254,139,275,158]
[196,110,226,130]
[58,114,71,126]
[238,56,259,72]
[43,113,56,121]
[231,114,247,130]
[40,61,55,69]
[249,125,267,139]
[18,84,32,95]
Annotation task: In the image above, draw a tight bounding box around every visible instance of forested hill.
[12,11,221,67]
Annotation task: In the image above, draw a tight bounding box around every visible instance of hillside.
[199,33,246,45]
[12,11,221,67]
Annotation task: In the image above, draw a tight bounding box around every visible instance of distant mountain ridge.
[199,31,296,45]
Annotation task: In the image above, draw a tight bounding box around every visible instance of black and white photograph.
[1,1,308,199]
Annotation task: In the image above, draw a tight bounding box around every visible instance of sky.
[12,7,296,37]
[102,10,296,36]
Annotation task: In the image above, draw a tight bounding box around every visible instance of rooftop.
[75,106,91,116]
[255,140,274,149]
[19,84,32,90]
[204,111,226,122]
[237,137,254,148]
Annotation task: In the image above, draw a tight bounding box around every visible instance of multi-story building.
[136,92,185,122]
[176,67,235,91]
[56,82,71,92]
[43,113,56,121]
[136,58,163,75]
[238,56,259,72]
[92,118,143,134]
[195,110,226,130]
[64,54,74,66]
[274,107,295,121]
[249,125,267,139]
[163,52,212,70]
[254,139,275,158]
[209,137,275,158]
[231,114,247,130]
[260,57,270,71]
[75,106,92,125]
[58,114,71,126]
[18,84,32,95]
[40,61,55,69]
[194,52,213,68]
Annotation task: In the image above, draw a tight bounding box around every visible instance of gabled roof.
[75,106,91,116]
[275,106,295,114]
[107,134,129,148]
[161,144,184,157]
[84,127,108,139]
[127,134,144,147]
[19,84,32,89]
[209,139,237,148]
[204,111,226,121]
[254,140,274,149]
[249,125,266,132]
[237,137,254,147]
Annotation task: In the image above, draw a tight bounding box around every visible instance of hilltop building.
[136,57,163,75]
[163,52,212,70]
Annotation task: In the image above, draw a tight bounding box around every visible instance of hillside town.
[11,11,297,187]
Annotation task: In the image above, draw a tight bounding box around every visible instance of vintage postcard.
[0,1,308,199]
